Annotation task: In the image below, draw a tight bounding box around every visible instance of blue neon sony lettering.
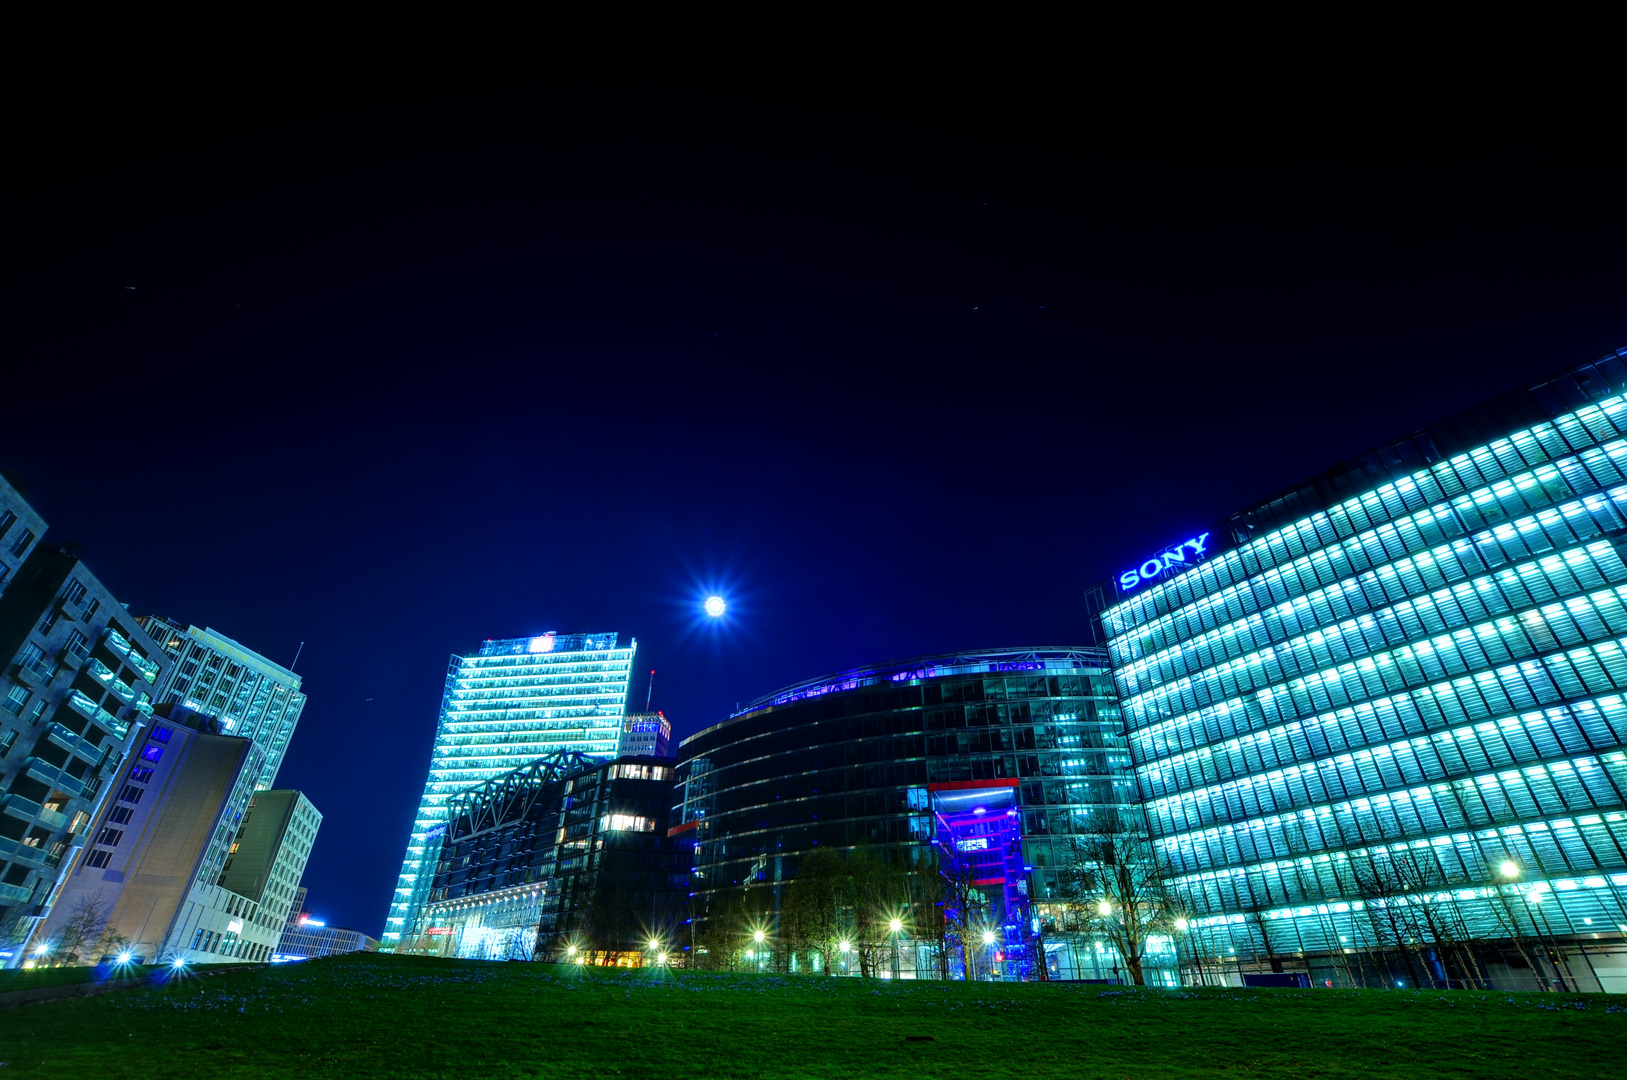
[1118,533,1210,591]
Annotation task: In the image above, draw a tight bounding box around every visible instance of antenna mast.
[645,669,655,712]
[290,641,305,671]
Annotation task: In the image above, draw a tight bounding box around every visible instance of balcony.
[66,690,128,740]
[0,834,50,868]
[101,628,160,684]
[87,658,138,705]
[11,656,52,686]
[37,805,69,831]
[0,792,44,823]
[23,757,90,799]
[0,881,33,905]
[46,721,104,765]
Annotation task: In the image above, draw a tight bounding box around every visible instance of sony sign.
[1119,532,1211,592]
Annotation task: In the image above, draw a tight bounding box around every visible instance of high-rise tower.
[381,632,636,949]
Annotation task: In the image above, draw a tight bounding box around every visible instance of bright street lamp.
[1174,917,1189,932]
[981,929,996,946]
[1097,900,1112,917]
[889,918,902,934]
[1499,860,1520,879]
[704,596,726,618]
[753,930,766,944]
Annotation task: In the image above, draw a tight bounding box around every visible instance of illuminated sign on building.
[1118,532,1211,592]
[528,634,556,654]
[955,837,989,852]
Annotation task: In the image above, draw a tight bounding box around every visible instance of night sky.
[7,78,1624,936]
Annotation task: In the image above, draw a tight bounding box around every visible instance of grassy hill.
[3,952,1622,1078]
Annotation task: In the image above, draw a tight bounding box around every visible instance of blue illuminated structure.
[1102,346,1627,991]
[676,647,1164,980]
[932,781,1031,978]
[382,632,636,949]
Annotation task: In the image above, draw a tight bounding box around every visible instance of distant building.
[412,751,689,964]
[618,712,671,757]
[382,632,637,949]
[274,889,378,959]
[136,616,306,790]
[0,475,45,598]
[0,542,172,966]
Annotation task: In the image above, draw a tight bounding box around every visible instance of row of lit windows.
[440,717,623,736]
[1107,399,1627,632]
[1133,644,1627,772]
[1119,527,1626,694]
[437,728,616,749]
[1168,817,1627,916]
[455,656,635,678]
[1180,882,1627,956]
[1140,695,1627,804]
[1128,613,1627,755]
[1148,748,1626,854]
[1130,580,1627,725]
[1171,827,1627,934]
[449,677,631,696]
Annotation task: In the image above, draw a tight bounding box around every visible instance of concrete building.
[0,475,45,599]
[274,889,378,959]
[618,712,671,758]
[136,616,305,791]
[383,632,637,949]
[39,709,318,965]
[0,543,172,965]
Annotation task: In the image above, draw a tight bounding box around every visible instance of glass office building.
[381,632,636,948]
[136,617,306,791]
[1101,347,1627,992]
[674,648,1169,980]
[413,750,687,963]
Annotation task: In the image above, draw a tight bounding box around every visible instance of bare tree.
[1056,809,1174,986]
[1352,849,1486,989]
[52,894,111,965]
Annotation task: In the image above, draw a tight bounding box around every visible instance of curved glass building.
[1103,347,1627,991]
[674,648,1169,980]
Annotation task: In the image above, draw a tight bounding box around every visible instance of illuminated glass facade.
[674,648,1169,980]
[382,632,636,947]
[137,617,306,791]
[415,751,687,963]
[1103,347,1627,991]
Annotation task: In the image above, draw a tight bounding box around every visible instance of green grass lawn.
[0,962,247,993]
[2,952,1621,1078]
[0,964,160,992]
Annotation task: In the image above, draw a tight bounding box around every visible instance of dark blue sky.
[7,78,1625,935]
